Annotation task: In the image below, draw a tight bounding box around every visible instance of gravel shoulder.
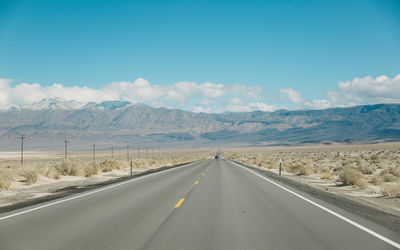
[232,159,400,233]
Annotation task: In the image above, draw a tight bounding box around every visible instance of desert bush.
[339,168,363,186]
[285,164,301,173]
[333,166,344,173]
[83,165,98,177]
[100,160,114,172]
[381,183,400,198]
[382,174,396,182]
[355,178,368,189]
[22,171,38,185]
[56,162,70,175]
[321,171,334,180]
[298,166,313,176]
[370,175,383,185]
[0,169,13,188]
[38,166,60,179]
[68,163,83,176]
[358,165,376,175]
[390,167,400,177]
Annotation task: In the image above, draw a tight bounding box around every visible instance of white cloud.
[304,99,332,110]
[0,77,274,113]
[0,78,11,109]
[221,98,278,113]
[275,74,400,110]
[326,74,400,106]
[248,102,278,112]
[279,88,305,104]
[2,74,398,113]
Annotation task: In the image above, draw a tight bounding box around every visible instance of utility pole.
[279,158,282,176]
[19,134,25,167]
[111,145,114,159]
[64,138,70,162]
[93,144,96,166]
[130,157,133,177]
[127,145,130,162]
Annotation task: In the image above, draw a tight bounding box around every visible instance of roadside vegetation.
[0,150,207,189]
[226,144,400,198]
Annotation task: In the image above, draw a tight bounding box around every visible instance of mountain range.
[1,98,399,150]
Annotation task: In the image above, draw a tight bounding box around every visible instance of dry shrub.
[355,178,368,189]
[285,164,301,173]
[83,165,98,177]
[358,165,376,175]
[56,162,70,175]
[298,166,313,176]
[370,175,383,185]
[266,162,277,169]
[321,171,334,180]
[0,169,13,188]
[68,163,83,176]
[382,174,396,182]
[390,167,400,177]
[101,159,125,171]
[101,160,113,172]
[339,168,363,186]
[381,183,400,198]
[333,166,344,173]
[22,171,38,185]
[39,166,60,179]
[134,161,145,168]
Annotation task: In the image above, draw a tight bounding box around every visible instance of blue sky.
[0,0,399,112]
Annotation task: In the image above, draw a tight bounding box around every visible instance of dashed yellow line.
[194,181,199,185]
[174,198,185,208]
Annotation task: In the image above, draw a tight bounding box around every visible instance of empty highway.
[0,159,399,249]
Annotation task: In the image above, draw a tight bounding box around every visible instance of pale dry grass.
[226,143,400,195]
[0,149,208,189]
[381,183,400,198]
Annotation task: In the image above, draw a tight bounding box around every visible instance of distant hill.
[1,99,399,150]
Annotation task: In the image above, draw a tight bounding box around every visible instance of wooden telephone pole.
[127,145,130,162]
[64,138,70,162]
[19,134,25,167]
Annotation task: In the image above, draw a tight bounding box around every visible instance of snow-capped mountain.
[0,101,399,150]
[83,100,133,110]
[28,98,85,110]
[20,98,135,110]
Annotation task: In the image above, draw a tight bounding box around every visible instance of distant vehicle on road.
[215,153,223,159]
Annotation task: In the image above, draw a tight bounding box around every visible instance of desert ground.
[225,142,400,216]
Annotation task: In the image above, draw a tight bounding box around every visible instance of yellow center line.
[174,198,185,208]
[194,181,199,185]
[202,173,206,176]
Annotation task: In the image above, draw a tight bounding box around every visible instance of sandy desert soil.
[225,142,400,216]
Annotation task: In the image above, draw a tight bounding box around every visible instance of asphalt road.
[0,159,399,249]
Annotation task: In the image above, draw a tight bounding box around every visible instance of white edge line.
[0,160,202,222]
[230,160,400,249]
